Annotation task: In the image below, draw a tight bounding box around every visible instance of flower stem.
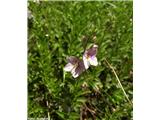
[105,59,132,105]
[46,100,50,120]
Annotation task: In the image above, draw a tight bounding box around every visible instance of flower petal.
[89,56,98,66]
[73,61,85,78]
[86,44,98,57]
[64,63,74,72]
[71,68,79,78]
[83,55,90,69]
[67,56,79,65]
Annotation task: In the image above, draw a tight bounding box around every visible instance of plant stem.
[46,100,50,120]
[105,59,132,105]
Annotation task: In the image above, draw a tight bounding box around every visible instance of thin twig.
[84,103,96,118]
[80,107,83,120]
[105,59,132,105]
[88,102,103,114]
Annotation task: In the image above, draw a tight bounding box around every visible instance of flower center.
[86,54,90,59]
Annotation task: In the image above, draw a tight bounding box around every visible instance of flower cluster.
[64,44,98,78]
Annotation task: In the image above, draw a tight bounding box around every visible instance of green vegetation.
[28,1,133,119]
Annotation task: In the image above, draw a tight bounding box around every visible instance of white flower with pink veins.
[83,44,98,70]
[64,56,85,78]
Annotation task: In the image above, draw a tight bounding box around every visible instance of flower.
[64,56,85,78]
[83,44,98,69]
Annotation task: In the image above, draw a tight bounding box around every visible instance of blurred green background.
[28,1,132,120]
